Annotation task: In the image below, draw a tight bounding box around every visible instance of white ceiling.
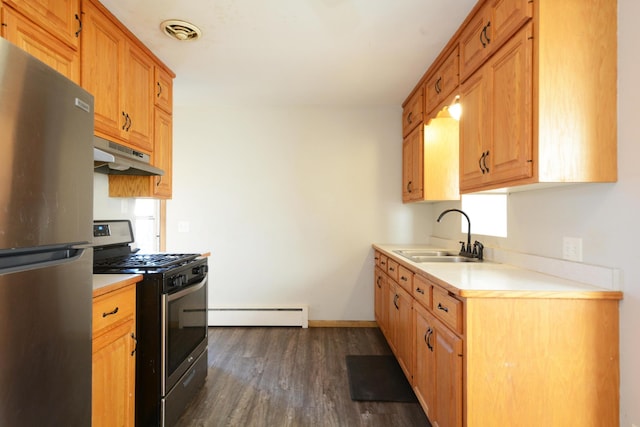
[99,0,477,107]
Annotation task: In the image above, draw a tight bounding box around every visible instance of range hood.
[93,136,164,176]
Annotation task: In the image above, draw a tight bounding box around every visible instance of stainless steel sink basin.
[393,249,481,263]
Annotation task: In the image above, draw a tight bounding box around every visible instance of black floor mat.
[345,355,418,402]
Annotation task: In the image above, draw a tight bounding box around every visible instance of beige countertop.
[373,244,623,300]
[93,274,142,298]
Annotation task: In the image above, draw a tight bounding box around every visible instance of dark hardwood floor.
[175,327,431,427]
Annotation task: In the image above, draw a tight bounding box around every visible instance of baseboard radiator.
[208,305,309,328]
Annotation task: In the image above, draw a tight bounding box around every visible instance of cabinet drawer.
[432,286,462,334]
[379,254,388,271]
[93,285,136,334]
[386,258,399,282]
[425,46,459,114]
[397,265,413,293]
[413,274,432,309]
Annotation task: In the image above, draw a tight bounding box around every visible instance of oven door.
[162,273,208,394]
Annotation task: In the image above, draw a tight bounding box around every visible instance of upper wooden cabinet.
[402,88,423,138]
[460,0,617,192]
[459,0,532,82]
[81,0,154,153]
[154,66,173,114]
[460,23,533,191]
[424,47,459,115]
[3,0,81,49]
[402,95,460,203]
[1,6,80,84]
[402,125,424,203]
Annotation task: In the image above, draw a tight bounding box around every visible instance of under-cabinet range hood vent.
[93,136,164,176]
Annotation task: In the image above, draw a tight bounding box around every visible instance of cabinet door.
[433,320,463,427]
[395,285,414,380]
[81,0,126,141]
[402,125,424,203]
[124,42,154,152]
[1,7,80,83]
[425,47,459,115]
[153,108,173,198]
[154,66,173,114]
[459,68,488,190]
[92,319,136,427]
[459,2,491,82]
[414,304,435,420]
[386,281,398,352]
[374,267,388,335]
[402,89,424,137]
[485,22,533,185]
[4,0,80,49]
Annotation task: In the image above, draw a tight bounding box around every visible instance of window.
[134,199,160,253]
[460,194,507,237]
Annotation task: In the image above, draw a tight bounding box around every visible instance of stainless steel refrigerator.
[0,38,94,425]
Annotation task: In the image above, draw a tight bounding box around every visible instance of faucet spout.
[436,208,472,250]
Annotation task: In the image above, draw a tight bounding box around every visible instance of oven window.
[167,280,207,377]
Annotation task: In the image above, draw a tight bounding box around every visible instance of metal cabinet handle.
[425,327,434,351]
[416,287,425,295]
[130,333,137,356]
[437,302,449,313]
[122,111,128,130]
[479,152,486,173]
[126,114,132,131]
[484,21,491,43]
[400,276,407,282]
[75,14,82,37]
[483,150,490,173]
[376,276,381,287]
[389,266,395,272]
[407,111,413,124]
[407,181,412,193]
[102,307,119,317]
[157,81,162,98]
[393,294,399,310]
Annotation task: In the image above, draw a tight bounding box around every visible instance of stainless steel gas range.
[93,220,208,427]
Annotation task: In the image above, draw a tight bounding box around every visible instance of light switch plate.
[562,237,583,262]
[178,221,190,233]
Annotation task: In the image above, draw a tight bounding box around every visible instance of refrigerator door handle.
[0,246,86,275]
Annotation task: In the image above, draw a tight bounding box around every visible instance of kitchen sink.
[392,249,481,263]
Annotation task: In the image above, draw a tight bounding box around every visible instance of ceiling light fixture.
[160,20,202,41]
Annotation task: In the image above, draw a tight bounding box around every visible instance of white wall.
[166,106,432,321]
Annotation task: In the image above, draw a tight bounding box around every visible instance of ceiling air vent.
[160,20,202,41]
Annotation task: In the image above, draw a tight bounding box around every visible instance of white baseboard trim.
[208,305,309,328]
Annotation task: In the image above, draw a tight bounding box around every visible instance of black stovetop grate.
[94,253,199,270]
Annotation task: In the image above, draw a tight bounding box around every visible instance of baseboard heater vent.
[208,305,309,328]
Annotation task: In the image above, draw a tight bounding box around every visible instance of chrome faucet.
[436,208,484,260]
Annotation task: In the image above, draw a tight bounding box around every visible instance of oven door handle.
[167,274,208,302]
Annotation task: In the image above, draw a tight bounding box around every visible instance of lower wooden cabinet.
[374,248,621,427]
[92,283,136,427]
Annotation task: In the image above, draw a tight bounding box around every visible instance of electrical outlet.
[562,237,583,262]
